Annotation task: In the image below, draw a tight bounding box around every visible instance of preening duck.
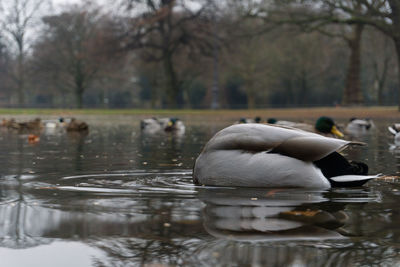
[193,123,379,188]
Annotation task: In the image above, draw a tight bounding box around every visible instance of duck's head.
[254,116,262,123]
[315,116,344,137]
[267,118,277,124]
[165,118,179,131]
[168,118,179,126]
[238,118,247,124]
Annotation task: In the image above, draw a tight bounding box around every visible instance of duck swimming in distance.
[237,117,262,124]
[141,117,185,134]
[345,118,374,135]
[66,118,89,132]
[388,123,400,146]
[193,123,379,188]
[268,116,344,138]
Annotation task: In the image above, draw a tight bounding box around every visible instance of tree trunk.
[247,92,255,109]
[75,75,84,109]
[343,24,364,106]
[375,59,388,106]
[17,41,25,107]
[75,87,83,109]
[74,62,85,109]
[246,77,255,109]
[163,51,179,108]
[395,39,400,111]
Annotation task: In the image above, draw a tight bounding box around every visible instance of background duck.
[66,118,89,132]
[193,123,379,188]
[388,123,400,145]
[141,117,185,134]
[43,117,69,129]
[268,116,344,138]
[4,118,44,133]
[345,118,375,135]
[237,116,262,124]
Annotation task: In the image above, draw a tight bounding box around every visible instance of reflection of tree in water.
[1,179,400,265]
[0,185,208,265]
[2,120,400,265]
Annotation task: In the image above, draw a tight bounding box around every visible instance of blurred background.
[0,0,398,109]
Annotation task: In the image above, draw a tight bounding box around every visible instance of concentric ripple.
[31,169,197,196]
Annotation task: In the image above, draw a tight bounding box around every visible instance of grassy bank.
[0,106,399,119]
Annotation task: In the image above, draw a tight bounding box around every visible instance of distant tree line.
[0,0,398,109]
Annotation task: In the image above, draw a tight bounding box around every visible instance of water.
[0,115,400,266]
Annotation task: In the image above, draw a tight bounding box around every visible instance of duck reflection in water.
[197,187,377,242]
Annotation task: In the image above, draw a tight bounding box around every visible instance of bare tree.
[260,0,400,109]
[120,0,215,108]
[0,0,46,106]
[35,6,119,108]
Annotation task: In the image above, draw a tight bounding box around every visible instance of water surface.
[0,116,400,266]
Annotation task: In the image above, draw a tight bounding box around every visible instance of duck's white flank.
[193,123,377,188]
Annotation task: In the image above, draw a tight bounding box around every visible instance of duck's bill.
[331,126,344,138]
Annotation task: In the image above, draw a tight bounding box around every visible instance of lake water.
[0,115,400,266]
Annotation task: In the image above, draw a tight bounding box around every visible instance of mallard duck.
[193,124,379,188]
[237,117,262,124]
[43,117,68,129]
[66,118,89,132]
[268,116,344,138]
[345,118,374,135]
[388,123,400,145]
[9,118,43,132]
[141,117,185,134]
[1,118,18,129]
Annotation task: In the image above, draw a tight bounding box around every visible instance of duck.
[388,123,400,145]
[268,116,344,138]
[66,118,89,132]
[345,118,374,135]
[193,123,379,188]
[43,117,68,129]
[1,118,18,129]
[7,118,43,132]
[141,117,185,134]
[237,117,262,124]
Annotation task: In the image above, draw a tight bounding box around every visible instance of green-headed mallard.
[193,123,379,188]
[141,117,185,134]
[268,116,344,138]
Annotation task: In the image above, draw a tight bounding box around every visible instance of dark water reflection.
[1,116,400,266]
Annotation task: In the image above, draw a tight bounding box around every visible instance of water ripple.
[34,169,196,196]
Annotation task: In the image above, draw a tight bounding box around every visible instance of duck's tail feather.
[328,174,382,187]
[388,126,398,135]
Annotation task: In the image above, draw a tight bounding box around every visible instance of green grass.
[0,106,399,119]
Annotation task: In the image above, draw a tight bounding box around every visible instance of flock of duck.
[139,115,390,189]
[1,115,396,189]
[1,117,89,134]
